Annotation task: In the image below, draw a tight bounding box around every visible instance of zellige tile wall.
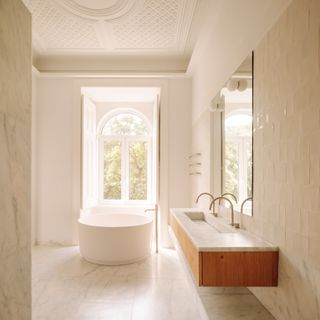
[242,0,320,319]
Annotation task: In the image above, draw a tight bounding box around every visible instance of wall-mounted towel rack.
[189,172,201,176]
[188,153,202,176]
[188,153,202,159]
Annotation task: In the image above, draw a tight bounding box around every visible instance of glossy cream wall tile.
[242,0,320,319]
[0,0,31,319]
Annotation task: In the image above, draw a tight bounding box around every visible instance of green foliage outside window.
[129,142,147,200]
[224,121,252,201]
[102,112,149,201]
[104,141,121,200]
[102,113,148,136]
[225,142,239,199]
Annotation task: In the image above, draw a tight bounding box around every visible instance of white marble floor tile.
[32,246,275,320]
[76,301,133,320]
[201,293,275,320]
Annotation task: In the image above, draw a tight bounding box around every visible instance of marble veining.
[32,245,276,320]
[0,0,32,319]
[170,208,278,252]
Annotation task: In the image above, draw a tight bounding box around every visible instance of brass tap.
[210,196,239,228]
[240,197,253,214]
[195,192,214,204]
[196,193,216,216]
[219,192,238,204]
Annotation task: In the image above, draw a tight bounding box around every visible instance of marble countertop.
[170,208,278,252]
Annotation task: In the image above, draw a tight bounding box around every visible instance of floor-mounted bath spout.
[145,204,159,253]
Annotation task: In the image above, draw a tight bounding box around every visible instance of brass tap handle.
[219,193,238,204]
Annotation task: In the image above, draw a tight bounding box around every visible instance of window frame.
[224,135,252,202]
[222,108,253,205]
[98,110,153,206]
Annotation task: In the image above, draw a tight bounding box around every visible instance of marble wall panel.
[0,0,31,319]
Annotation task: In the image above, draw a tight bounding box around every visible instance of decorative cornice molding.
[25,0,201,68]
[33,53,190,74]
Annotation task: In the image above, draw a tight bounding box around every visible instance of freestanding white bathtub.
[78,213,153,265]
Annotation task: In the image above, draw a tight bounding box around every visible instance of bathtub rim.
[78,213,153,229]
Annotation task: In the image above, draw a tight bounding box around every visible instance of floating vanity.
[170,208,279,287]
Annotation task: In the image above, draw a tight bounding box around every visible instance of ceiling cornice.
[33,53,190,74]
[24,0,204,73]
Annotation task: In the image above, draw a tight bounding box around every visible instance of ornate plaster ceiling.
[23,0,204,72]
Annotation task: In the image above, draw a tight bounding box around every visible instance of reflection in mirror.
[222,53,253,216]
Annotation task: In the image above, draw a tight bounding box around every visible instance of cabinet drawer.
[201,251,278,287]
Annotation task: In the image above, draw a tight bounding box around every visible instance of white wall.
[168,79,192,208]
[189,0,291,207]
[189,0,291,122]
[34,76,191,247]
[36,78,74,245]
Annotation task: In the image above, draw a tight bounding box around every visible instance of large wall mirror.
[211,53,253,216]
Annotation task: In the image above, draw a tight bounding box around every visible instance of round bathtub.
[78,214,153,265]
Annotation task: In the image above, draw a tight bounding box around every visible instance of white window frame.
[98,111,153,206]
[223,109,252,205]
[224,136,251,202]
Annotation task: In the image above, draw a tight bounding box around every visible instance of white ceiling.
[23,0,206,73]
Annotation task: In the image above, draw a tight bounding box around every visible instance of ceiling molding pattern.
[24,0,101,50]
[113,0,180,50]
[54,0,136,20]
[23,0,204,72]
[24,0,198,52]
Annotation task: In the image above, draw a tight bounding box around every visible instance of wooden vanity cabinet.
[171,215,279,287]
[201,251,278,286]
[170,213,202,284]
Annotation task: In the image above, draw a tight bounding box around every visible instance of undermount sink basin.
[183,211,235,234]
[183,211,205,220]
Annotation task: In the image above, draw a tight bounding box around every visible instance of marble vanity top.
[170,208,278,252]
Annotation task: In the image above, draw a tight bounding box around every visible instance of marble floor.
[32,246,275,320]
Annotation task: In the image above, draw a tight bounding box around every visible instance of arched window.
[99,111,152,203]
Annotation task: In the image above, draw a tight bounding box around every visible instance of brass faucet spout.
[220,192,238,204]
[195,192,214,204]
[210,196,238,228]
[195,192,216,215]
[240,197,252,214]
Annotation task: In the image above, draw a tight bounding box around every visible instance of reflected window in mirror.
[221,54,253,216]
